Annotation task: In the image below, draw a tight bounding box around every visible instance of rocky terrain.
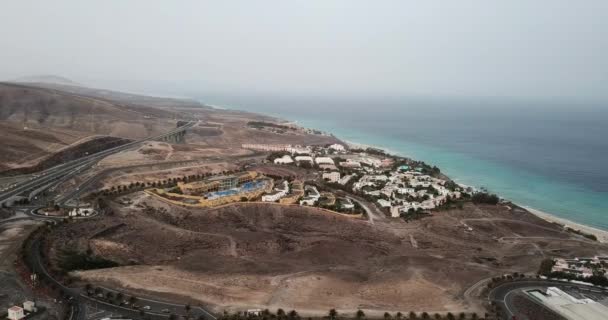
[47,195,608,315]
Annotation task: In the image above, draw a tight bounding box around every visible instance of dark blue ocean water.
[201,95,608,230]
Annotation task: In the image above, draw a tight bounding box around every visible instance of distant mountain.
[12,74,81,86]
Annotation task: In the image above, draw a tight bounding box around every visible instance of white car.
[143,306,151,310]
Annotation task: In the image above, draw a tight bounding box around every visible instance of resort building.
[322,171,341,183]
[319,164,338,171]
[23,301,36,313]
[273,155,294,164]
[8,306,24,320]
[315,157,335,165]
[329,143,346,152]
[299,185,321,206]
[178,172,258,196]
[262,191,285,202]
[295,156,313,163]
[377,199,392,208]
[242,144,291,152]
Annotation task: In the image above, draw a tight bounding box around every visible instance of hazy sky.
[1,1,607,101]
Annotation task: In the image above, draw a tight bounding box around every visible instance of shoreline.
[207,102,608,243]
[524,206,608,243]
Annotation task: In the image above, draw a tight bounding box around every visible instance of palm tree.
[185,304,192,317]
[408,312,417,320]
[277,309,286,319]
[458,312,465,320]
[396,312,403,320]
[421,312,429,320]
[329,309,338,320]
[288,310,298,320]
[470,313,478,320]
[433,314,441,320]
[446,313,455,320]
[383,312,391,320]
[356,310,365,320]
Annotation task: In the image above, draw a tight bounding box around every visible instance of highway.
[18,216,217,320]
[0,121,196,205]
[0,120,219,320]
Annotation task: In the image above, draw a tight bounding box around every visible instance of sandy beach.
[525,206,608,243]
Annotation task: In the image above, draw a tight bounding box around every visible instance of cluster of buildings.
[7,301,36,320]
[242,144,312,155]
[149,171,274,207]
[551,256,608,278]
[345,164,461,217]
[261,143,464,217]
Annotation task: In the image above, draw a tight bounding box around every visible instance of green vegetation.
[566,227,597,241]
[538,258,608,286]
[58,248,119,271]
[247,121,292,130]
[538,258,555,276]
[471,192,499,205]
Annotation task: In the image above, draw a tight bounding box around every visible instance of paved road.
[0,121,196,205]
[0,120,224,320]
[22,223,216,320]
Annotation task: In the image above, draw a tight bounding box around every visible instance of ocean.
[199,95,608,231]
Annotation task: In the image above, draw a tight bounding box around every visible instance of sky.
[1,0,607,101]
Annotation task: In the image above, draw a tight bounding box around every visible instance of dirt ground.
[0,218,62,319]
[49,196,608,316]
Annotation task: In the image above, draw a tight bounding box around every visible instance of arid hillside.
[0,82,179,171]
[49,196,608,315]
[0,82,177,137]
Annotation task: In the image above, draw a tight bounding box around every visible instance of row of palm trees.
[218,308,488,320]
[93,169,240,197]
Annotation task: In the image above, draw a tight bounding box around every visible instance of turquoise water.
[199,95,608,231]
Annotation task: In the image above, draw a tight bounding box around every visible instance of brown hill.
[0,82,178,171]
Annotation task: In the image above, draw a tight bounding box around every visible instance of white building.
[262,191,285,202]
[322,171,341,183]
[274,155,294,164]
[528,287,608,320]
[315,157,335,165]
[8,306,24,320]
[299,186,320,206]
[295,156,313,163]
[262,181,289,202]
[69,207,95,217]
[242,144,291,152]
[23,301,36,313]
[329,144,346,152]
[377,199,391,208]
[339,160,361,168]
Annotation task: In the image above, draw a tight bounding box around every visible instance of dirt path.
[460,218,568,235]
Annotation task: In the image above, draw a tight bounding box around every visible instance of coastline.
[206,103,608,243]
[524,206,608,244]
